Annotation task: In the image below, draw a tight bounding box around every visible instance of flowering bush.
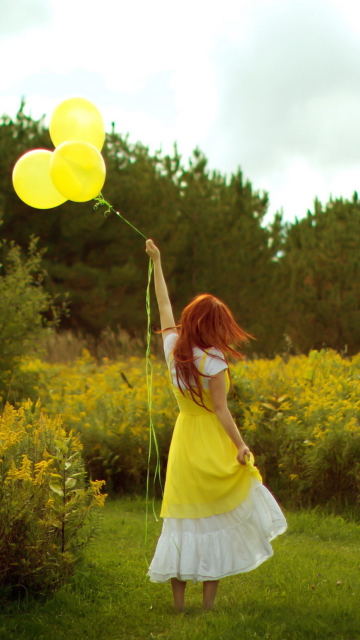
[20,351,176,494]
[0,400,107,599]
[230,350,360,507]
[19,349,360,508]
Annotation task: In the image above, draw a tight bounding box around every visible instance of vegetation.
[17,351,175,495]
[0,234,60,400]
[11,348,360,509]
[0,400,107,598]
[281,196,360,354]
[231,350,360,508]
[0,500,359,639]
[2,104,360,356]
[1,102,360,633]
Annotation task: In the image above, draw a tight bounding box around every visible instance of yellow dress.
[161,351,262,519]
[147,335,287,584]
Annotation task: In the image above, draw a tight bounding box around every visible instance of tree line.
[1,103,360,357]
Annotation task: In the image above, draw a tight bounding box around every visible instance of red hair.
[171,294,252,408]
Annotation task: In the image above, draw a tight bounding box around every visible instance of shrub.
[20,351,176,494]
[17,349,360,510]
[231,350,360,508]
[0,400,107,599]
[0,236,62,405]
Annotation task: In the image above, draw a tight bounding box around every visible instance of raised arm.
[145,239,177,341]
[209,371,250,465]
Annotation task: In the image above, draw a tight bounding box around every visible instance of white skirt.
[147,479,287,584]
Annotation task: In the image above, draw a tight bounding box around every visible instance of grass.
[0,499,360,640]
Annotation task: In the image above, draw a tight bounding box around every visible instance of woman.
[145,239,287,611]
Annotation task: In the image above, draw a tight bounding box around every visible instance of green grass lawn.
[1,499,360,640]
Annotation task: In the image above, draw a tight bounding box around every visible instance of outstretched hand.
[146,239,160,262]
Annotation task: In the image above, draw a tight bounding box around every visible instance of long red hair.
[171,294,252,408]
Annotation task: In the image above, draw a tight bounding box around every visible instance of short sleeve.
[163,336,227,389]
[163,332,178,364]
[203,347,228,378]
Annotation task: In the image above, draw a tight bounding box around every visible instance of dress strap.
[167,351,174,385]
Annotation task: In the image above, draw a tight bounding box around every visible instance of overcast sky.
[1,0,360,223]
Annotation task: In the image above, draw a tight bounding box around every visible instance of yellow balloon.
[50,141,106,202]
[12,149,67,209]
[49,97,105,151]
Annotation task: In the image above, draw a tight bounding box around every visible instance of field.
[1,499,360,640]
[2,348,360,639]
[17,348,360,506]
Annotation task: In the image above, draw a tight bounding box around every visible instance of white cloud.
[1,0,360,223]
[204,0,360,219]
[0,0,50,35]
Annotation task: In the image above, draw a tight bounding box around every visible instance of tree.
[0,104,286,355]
[166,153,286,355]
[282,194,360,354]
[0,233,57,399]
[0,108,183,336]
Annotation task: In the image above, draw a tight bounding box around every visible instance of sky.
[1,0,360,223]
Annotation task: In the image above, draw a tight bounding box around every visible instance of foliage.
[0,400,107,599]
[0,235,61,401]
[231,349,360,508]
[20,351,177,494]
[0,501,360,639]
[0,105,284,355]
[18,350,360,508]
[282,193,360,354]
[2,104,360,356]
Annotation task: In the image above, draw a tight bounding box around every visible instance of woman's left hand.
[237,443,251,465]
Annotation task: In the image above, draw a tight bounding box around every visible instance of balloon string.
[93,194,162,550]
[93,193,148,240]
[145,258,163,548]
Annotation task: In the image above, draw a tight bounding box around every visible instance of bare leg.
[171,577,187,611]
[203,580,219,610]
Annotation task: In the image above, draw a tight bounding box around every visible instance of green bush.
[0,235,62,405]
[0,400,107,600]
[20,353,176,495]
[231,350,360,508]
[12,349,360,510]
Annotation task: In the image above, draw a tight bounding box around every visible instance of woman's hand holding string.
[146,239,160,263]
